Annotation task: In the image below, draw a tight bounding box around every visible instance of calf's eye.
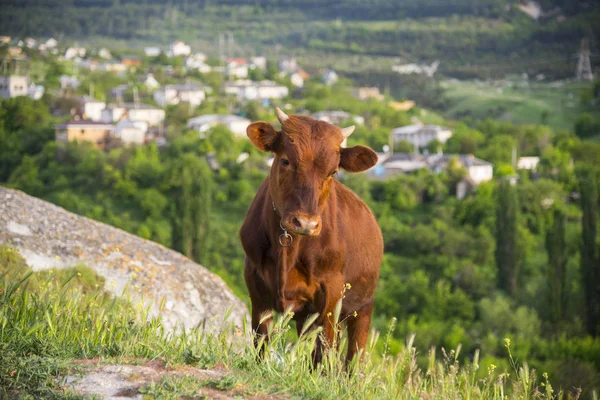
[280,158,290,167]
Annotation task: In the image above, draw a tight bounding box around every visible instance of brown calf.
[239,108,383,364]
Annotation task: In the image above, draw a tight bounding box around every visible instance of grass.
[441,79,598,131]
[0,247,578,399]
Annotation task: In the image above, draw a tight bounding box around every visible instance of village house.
[392,61,440,77]
[226,58,249,79]
[153,83,206,108]
[28,84,44,100]
[370,152,493,198]
[0,75,29,99]
[24,37,39,48]
[114,119,148,145]
[44,38,58,49]
[185,53,211,72]
[144,47,161,57]
[278,56,298,74]
[312,110,365,126]
[322,69,338,86]
[64,47,86,60]
[77,58,101,72]
[250,56,267,70]
[290,69,310,88]
[55,120,114,150]
[223,80,289,102]
[352,87,384,101]
[517,156,540,171]
[110,84,129,100]
[102,61,127,73]
[79,97,106,121]
[7,47,22,57]
[169,41,191,57]
[59,75,80,91]
[121,55,142,68]
[139,73,160,89]
[98,48,112,59]
[101,103,165,127]
[38,38,58,52]
[187,114,251,138]
[391,123,453,149]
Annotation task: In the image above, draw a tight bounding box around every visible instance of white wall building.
[392,61,440,77]
[250,56,267,70]
[312,110,365,126]
[144,47,161,57]
[0,75,29,99]
[226,59,249,79]
[114,119,148,145]
[517,156,540,170]
[98,48,112,59]
[140,73,160,89]
[102,103,165,127]
[59,75,80,90]
[80,97,106,121]
[223,80,289,101]
[153,83,206,108]
[185,53,211,72]
[322,70,338,86]
[278,57,298,74]
[391,124,453,149]
[169,41,191,57]
[44,38,58,49]
[28,84,45,100]
[187,114,251,137]
[370,152,493,185]
[64,47,86,60]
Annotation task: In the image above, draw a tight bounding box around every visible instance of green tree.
[169,154,213,265]
[579,169,600,336]
[495,179,520,296]
[545,207,568,325]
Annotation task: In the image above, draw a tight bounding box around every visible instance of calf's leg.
[345,300,374,366]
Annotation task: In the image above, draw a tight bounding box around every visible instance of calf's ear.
[247,122,279,152]
[340,145,378,172]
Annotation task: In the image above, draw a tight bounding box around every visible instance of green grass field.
[441,80,597,131]
[0,246,565,399]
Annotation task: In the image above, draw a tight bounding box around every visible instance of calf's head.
[247,108,377,236]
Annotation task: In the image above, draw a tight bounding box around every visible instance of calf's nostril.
[292,217,302,229]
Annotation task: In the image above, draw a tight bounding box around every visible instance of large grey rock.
[0,186,248,333]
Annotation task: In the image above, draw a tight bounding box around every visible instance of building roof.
[377,152,492,169]
[227,58,248,65]
[56,120,113,129]
[391,124,449,136]
[164,83,206,92]
[223,80,286,88]
[187,114,250,127]
[105,103,162,111]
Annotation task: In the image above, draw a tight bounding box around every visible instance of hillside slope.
[0,186,248,332]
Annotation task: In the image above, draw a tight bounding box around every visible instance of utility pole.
[576,38,594,81]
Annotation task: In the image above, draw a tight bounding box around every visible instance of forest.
[1,0,599,79]
[1,70,600,392]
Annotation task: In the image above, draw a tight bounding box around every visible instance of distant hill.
[1,0,598,79]
[0,186,248,333]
